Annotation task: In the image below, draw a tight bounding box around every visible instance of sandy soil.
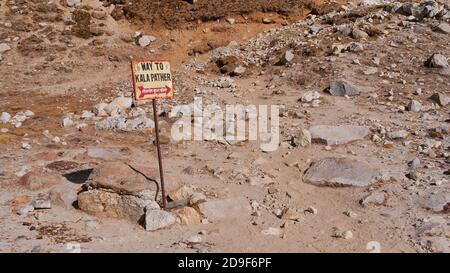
[0,0,449,253]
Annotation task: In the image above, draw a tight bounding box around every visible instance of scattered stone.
[231,65,246,76]
[104,96,133,115]
[0,43,11,54]
[93,102,108,116]
[189,192,207,206]
[145,209,176,231]
[407,100,422,112]
[360,192,386,207]
[328,80,362,96]
[332,227,353,239]
[387,130,409,140]
[301,91,321,102]
[61,117,74,127]
[0,112,11,123]
[281,208,300,221]
[138,35,157,47]
[81,111,95,119]
[186,234,203,244]
[424,194,450,213]
[262,18,273,24]
[66,0,81,7]
[304,157,379,187]
[435,23,450,34]
[17,205,34,216]
[309,125,369,145]
[31,195,52,209]
[406,171,421,181]
[351,28,368,39]
[347,42,364,52]
[292,129,311,147]
[226,18,235,25]
[430,93,449,107]
[425,54,449,68]
[343,210,357,218]
[277,50,294,65]
[261,227,284,237]
[409,158,421,169]
[21,142,31,150]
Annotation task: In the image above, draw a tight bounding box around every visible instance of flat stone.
[304,157,379,187]
[425,194,450,213]
[435,23,450,34]
[145,209,176,231]
[293,129,311,147]
[430,93,449,107]
[309,125,369,145]
[387,130,409,139]
[261,227,284,237]
[360,192,386,207]
[277,50,294,65]
[0,112,11,123]
[425,53,449,68]
[0,43,11,54]
[86,162,157,196]
[407,100,422,112]
[138,35,157,47]
[17,167,66,190]
[198,197,250,222]
[328,80,362,96]
[31,198,52,209]
[66,0,81,7]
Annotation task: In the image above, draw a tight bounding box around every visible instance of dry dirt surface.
[103,0,338,29]
[0,0,450,253]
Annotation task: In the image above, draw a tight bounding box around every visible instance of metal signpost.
[131,60,174,209]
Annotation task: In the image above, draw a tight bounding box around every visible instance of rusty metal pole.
[152,99,167,209]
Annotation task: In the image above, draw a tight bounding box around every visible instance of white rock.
[21,142,31,150]
[0,43,11,54]
[226,18,236,25]
[301,91,321,102]
[261,227,284,237]
[23,110,34,117]
[0,112,11,123]
[407,100,422,112]
[61,117,74,127]
[93,102,108,116]
[17,205,34,215]
[66,0,81,7]
[145,210,176,231]
[81,110,94,119]
[138,35,157,47]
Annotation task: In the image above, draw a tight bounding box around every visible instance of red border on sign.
[130,59,175,101]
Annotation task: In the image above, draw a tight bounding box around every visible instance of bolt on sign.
[131,60,174,100]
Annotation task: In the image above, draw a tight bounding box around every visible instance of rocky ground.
[0,0,449,253]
